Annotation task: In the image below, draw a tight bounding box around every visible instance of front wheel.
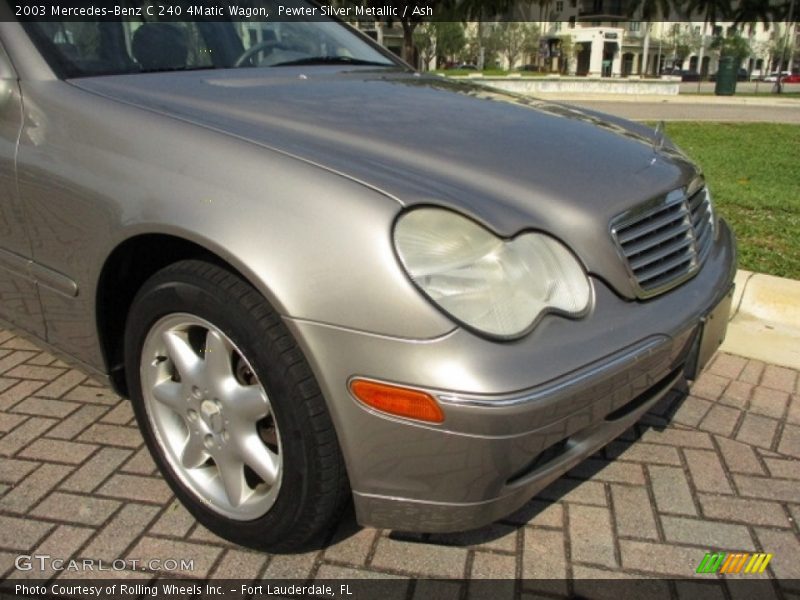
[124,260,349,551]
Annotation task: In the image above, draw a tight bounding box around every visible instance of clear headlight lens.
[394,208,591,338]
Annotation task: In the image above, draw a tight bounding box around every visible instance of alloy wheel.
[140,313,282,520]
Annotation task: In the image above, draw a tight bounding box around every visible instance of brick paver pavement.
[0,328,798,593]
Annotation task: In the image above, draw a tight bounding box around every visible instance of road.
[532,83,800,123]
[559,100,800,123]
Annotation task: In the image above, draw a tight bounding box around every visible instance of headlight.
[394,208,591,339]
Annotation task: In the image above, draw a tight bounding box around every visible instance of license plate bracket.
[685,285,734,380]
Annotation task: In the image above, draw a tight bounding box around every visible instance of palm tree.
[682,0,735,78]
[731,0,795,90]
[733,0,790,29]
[628,0,675,76]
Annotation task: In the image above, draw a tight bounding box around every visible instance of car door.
[0,41,45,338]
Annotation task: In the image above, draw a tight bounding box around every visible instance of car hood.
[73,68,700,299]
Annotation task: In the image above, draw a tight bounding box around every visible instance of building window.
[568,16,576,28]
[556,0,563,12]
[629,21,641,32]
[694,25,701,34]
[570,0,577,6]
[554,21,562,32]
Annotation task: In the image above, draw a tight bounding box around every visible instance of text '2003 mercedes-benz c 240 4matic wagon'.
[0,3,735,551]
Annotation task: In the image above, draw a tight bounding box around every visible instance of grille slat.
[616,207,686,244]
[694,212,712,242]
[622,221,693,257]
[692,209,710,231]
[636,251,694,285]
[612,187,714,298]
[628,235,694,271]
[687,189,706,212]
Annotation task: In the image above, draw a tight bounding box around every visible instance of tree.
[667,22,702,67]
[412,22,467,69]
[495,22,540,69]
[557,35,579,74]
[627,0,674,76]
[435,22,467,62]
[413,23,437,69]
[768,26,799,70]
[454,0,536,69]
[454,0,524,19]
[683,0,735,77]
[710,29,753,64]
[334,0,440,63]
[464,22,503,67]
[348,0,534,65]
[733,0,792,29]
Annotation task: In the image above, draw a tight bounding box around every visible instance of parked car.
[679,69,702,82]
[782,73,800,83]
[443,61,478,71]
[708,68,749,82]
[0,5,736,552]
[763,71,791,82]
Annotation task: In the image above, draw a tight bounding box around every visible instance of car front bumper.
[285,220,737,532]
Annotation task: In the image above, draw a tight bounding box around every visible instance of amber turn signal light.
[349,379,445,424]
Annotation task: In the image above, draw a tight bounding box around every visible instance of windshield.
[23,1,398,78]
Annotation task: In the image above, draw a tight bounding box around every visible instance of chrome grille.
[612,186,714,298]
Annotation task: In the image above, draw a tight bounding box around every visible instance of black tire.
[124,259,349,552]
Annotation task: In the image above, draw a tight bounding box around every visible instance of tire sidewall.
[125,270,316,547]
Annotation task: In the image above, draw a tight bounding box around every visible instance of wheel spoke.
[181,433,209,469]
[204,330,235,383]
[216,452,248,507]
[162,331,202,382]
[151,380,185,412]
[229,384,269,421]
[238,434,280,486]
[143,312,284,520]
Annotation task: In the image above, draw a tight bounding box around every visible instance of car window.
[21,1,397,78]
[30,20,214,75]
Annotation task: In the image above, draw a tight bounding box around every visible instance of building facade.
[352,1,798,78]
[514,0,797,78]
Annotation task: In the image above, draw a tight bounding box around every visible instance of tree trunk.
[642,22,651,76]
[697,21,708,77]
[477,21,484,70]
[402,21,415,66]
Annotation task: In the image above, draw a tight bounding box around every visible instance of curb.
[721,270,800,370]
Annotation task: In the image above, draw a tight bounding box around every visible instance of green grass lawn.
[663,122,800,280]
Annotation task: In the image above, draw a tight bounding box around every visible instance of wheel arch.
[96,233,265,397]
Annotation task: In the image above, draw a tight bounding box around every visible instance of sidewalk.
[723,271,800,370]
[0,327,798,588]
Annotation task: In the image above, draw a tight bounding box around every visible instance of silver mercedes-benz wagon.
[0,2,735,551]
